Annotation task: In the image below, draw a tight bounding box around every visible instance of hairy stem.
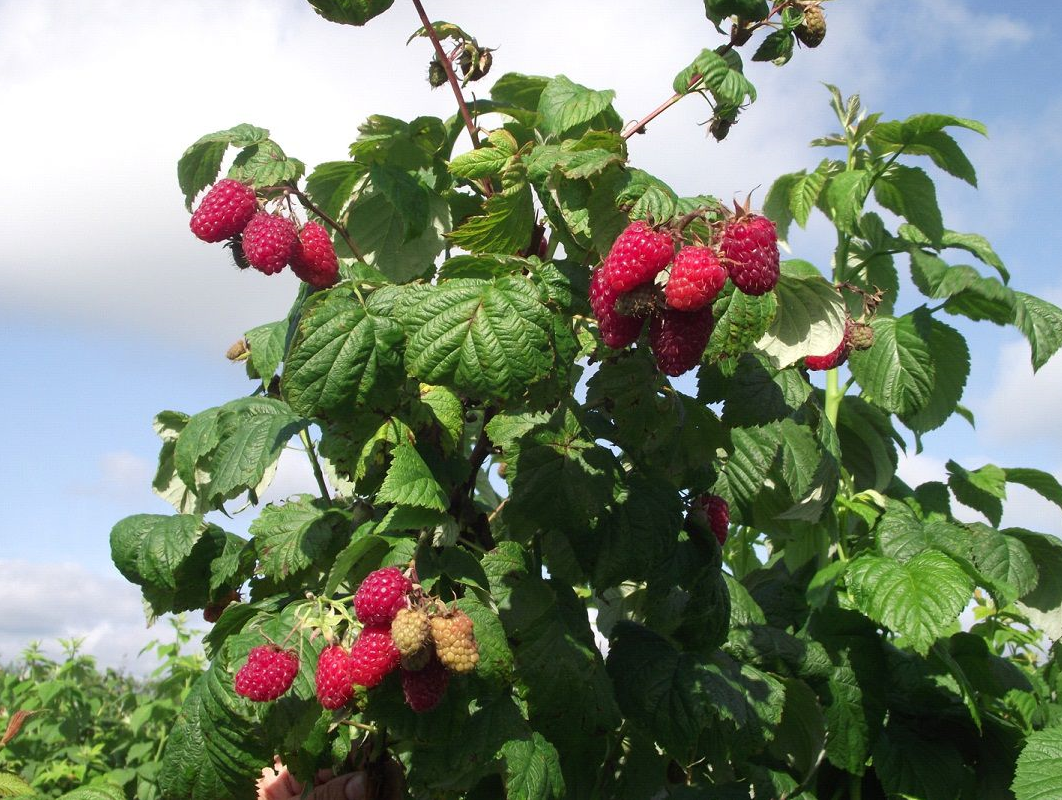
[410,0,494,196]
[299,428,331,502]
[289,185,367,263]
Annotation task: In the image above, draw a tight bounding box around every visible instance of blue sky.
[1,0,1060,670]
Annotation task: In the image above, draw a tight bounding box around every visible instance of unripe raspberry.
[349,626,401,688]
[402,657,450,712]
[401,648,432,672]
[849,322,874,351]
[391,608,431,658]
[354,567,412,626]
[241,213,298,275]
[589,266,645,349]
[190,179,257,243]
[430,610,479,674]
[601,221,675,292]
[719,214,780,296]
[795,4,826,48]
[665,246,727,311]
[649,307,714,377]
[290,222,339,288]
[315,645,355,710]
[234,645,299,702]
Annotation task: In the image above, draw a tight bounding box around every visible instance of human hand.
[256,758,366,800]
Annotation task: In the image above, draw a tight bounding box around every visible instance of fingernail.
[345,772,368,800]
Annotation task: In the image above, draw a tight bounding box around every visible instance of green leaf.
[304,160,366,221]
[764,172,800,242]
[898,225,1009,282]
[57,785,127,800]
[873,722,973,799]
[873,165,943,245]
[400,276,555,401]
[871,122,979,186]
[347,185,447,282]
[714,425,783,512]
[227,139,305,188]
[449,180,535,255]
[250,495,343,582]
[752,30,794,65]
[282,287,405,417]
[177,123,269,210]
[1013,291,1062,372]
[376,442,449,511]
[152,410,205,515]
[449,130,518,179]
[306,0,394,26]
[947,460,1006,527]
[159,663,269,800]
[1010,528,1062,641]
[500,733,565,800]
[537,76,616,138]
[849,312,935,416]
[207,398,306,504]
[754,274,846,368]
[900,315,969,434]
[245,320,287,382]
[706,289,778,362]
[846,551,973,655]
[908,250,1014,325]
[964,523,1038,606]
[824,169,869,233]
[704,0,770,22]
[0,773,34,797]
[1005,468,1062,512]
[767,678,826,780]
[837,398,899,491]
[791,160,834,228]
[672,49,756,108]
[1012,727,1062,800]
[492,72,551,113]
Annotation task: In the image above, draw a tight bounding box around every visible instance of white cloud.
[0,560,201,674]
[897,450,947,487]
[980,337,1062,443]
[70,450,155,501]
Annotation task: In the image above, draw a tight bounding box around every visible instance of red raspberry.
[234,645,299,702]
[589,266,645,349]
[354,567,412,626]
[241,213,298,275]
[349,626,401,688]
[698,495,730,546]
[649,308,714,376]
[601,221,675,292]
[665,246,727,311]
[290,222,340,288]
[719,214,779,296]
[189,179,257,243]
[805,319,852,371]
[401,657,450,712]
[315,645,355,710]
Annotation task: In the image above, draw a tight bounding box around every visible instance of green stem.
[825,366,842,430]
[850,774,863,800]
[299,428,331,501]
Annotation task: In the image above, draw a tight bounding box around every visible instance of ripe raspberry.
[391,608,431,658]
[590,266,645,349]
[349,626,401,688]
[430,611,479,674]
[795,4,826,48]
[804,320,852,371]
[315,645,355,710]
[354,567,412,626]
[649,308,714,377]
[234,645,299,702]
[290,222,340,288]
[601,221,675,292]
[241,213,298,275]
[189,179,257,243]
[665,246,727,311]
[719,215,780,296]
[699,495,730,546]
[401,658,450,712]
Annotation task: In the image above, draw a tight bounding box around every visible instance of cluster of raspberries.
[189,178,339,289]
[590,213,780,376]
[233,567,479,714]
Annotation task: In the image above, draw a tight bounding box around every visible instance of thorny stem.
[621,2,786,140]
[299,428,332,502]
[288,185,367,264]
[410,0,494,197]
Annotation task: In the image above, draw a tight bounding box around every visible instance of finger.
[258,766,303,800]
[305,772,367,800]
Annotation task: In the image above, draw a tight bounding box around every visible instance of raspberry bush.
[105,1,1062,798]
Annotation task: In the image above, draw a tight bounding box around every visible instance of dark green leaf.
[947,460,1006,527]
[177,124,269,210]
[306,0,395,26]
[873,165,943,245]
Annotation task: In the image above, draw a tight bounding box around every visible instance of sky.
[1,0,1060,672]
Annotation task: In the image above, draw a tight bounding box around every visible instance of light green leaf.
[873,165,943,245]
[449,130,519,179]
[753,274,846,368]
[537,76,616,137]
[401,276,555,401]
[824,169,869,234]
[792,160,834,228]
[375,442,448,511]
[947,460,1006,527]
[1013,291,1062,372]
[500,733,565,800]
[448,180,535,255]
[227,139,304,188]
[1012,727,1062,800]
[846,551,974,655]
[0,772,34,796]
[245,320,287,382]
